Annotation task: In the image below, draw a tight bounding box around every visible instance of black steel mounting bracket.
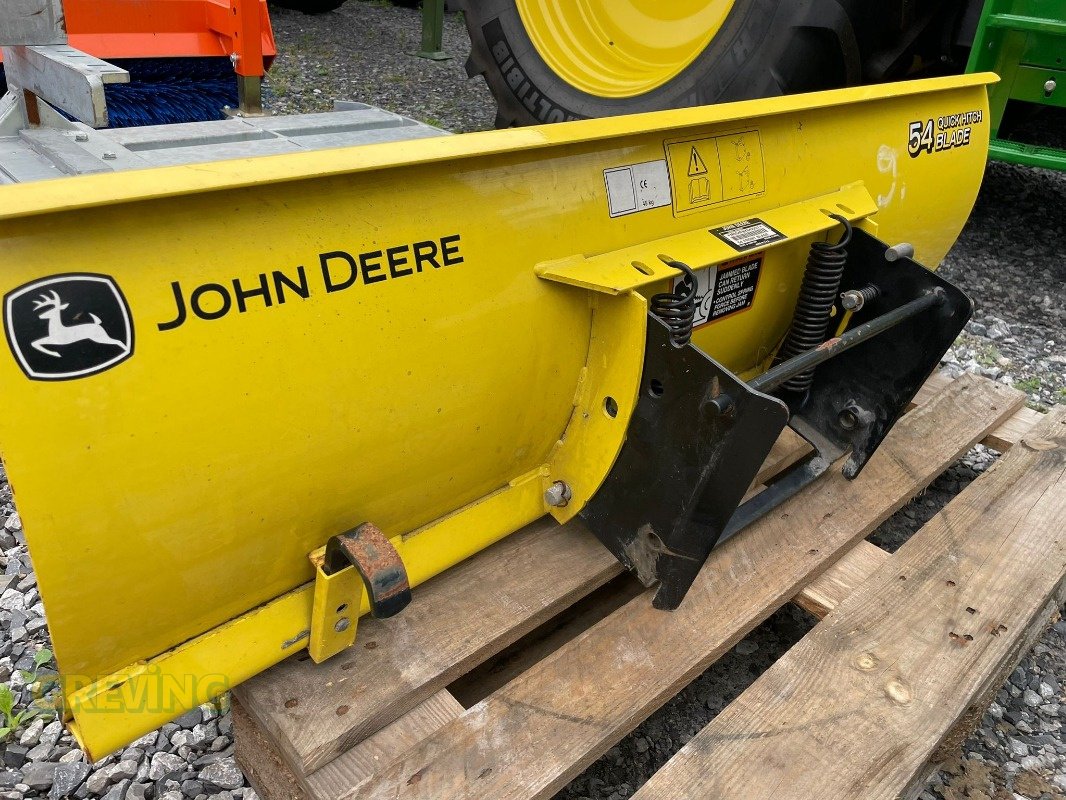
[581,228,972,610]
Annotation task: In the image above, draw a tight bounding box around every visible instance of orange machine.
[1,0,276,125]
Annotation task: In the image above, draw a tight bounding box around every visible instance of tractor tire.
[458,0,906,127]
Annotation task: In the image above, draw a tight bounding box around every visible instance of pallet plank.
[793,540,887,619]
[916,370,1042,450]
[633,407,1066,800]
[235,691,463,800]
[346,373,1024,800]
[234,517,621,773]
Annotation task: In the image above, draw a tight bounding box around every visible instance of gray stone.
[107,760,138,783]
[124,782,150,800]
[988,319,1011,339]
[734,640,758,656]
[2,746,27,769]
[13,575,34,593]
[84,768,112,796]
[117,747,142,764]
[181,780,205,796]
[128,731,157,751]
[49,762,89,799]
[1023,688,1043,707]
[148,752,186,781]
[193,721,217,743]
[101,779,130,800]
[40,721,60,745]
[17,718,44,748]
[27,741,56,761]
[171,727,207,749]
[175,707,203,729]
[0,772,17,789]
[199,757,244,790]
[57,750,83,766]
[1008,737,1029,757]
[1004,710,1030,726]
[198,747,234,769]
[20,762,58,790]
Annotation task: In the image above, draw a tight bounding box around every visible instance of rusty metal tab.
[324,523,412,619]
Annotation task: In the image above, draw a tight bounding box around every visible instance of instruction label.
[604,160,671,217]
[665,130,765,215]
[908,109,983,158]
[673,254,764,328]
[709,218,785,252]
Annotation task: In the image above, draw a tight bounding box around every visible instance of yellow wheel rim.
[515,0,736,99]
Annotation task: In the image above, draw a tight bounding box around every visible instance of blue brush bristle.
[0,56,239,128]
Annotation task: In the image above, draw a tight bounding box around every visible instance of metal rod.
[750,289,945,394]
[718,455,832,545]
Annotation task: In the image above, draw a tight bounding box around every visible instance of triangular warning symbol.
[687,146,708,177]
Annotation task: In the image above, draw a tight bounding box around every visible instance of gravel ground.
[0,2,1063,798]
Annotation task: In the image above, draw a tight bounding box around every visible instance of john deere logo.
[4,274,133,381]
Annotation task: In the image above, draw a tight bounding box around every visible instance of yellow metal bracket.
[308,549,365,662]
[308,522,411,662]
[535,183,880,294]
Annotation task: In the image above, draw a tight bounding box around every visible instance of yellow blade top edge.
[0,74,998,222]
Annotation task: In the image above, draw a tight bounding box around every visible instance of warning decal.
[664,130,765,216]
[672,254,764,328]
[709,218,785,252]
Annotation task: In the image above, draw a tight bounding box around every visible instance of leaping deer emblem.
[31,290,128,358]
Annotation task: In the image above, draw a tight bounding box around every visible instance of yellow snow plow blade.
[0,74,993,758]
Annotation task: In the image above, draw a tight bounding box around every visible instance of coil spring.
[651,260,697,346]
[778,214,853,393]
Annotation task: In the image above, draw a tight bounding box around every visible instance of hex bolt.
[841,284,881,312]
[230,52,240,65]
[1045,79,1057,95]
[334,617,350,633]
[544,480,573,508]
[102,152,117,160]
[838,401,874,431]
[73,132,89,142]
[884,243,915,262]
[840,290,866,311]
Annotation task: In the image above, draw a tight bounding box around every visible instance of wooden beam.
[793,540,887,619]
[233,516,621,774]
[346,374,1024,800]
[235,691,463,800]
[915,370,1043,451]
[632,407,1066,800]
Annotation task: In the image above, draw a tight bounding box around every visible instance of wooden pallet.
[231,372,1065,800]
